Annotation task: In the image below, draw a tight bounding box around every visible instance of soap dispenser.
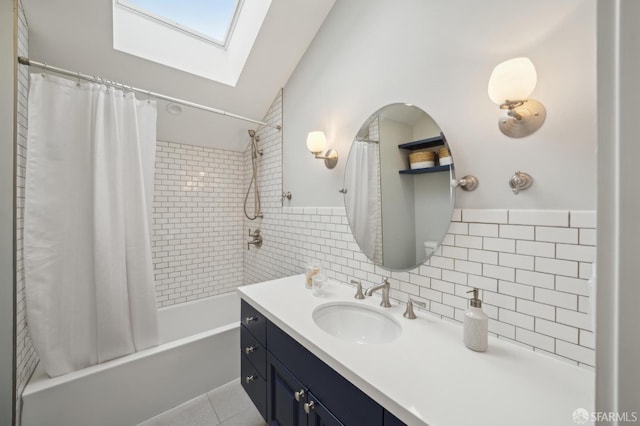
[463,288,488,352]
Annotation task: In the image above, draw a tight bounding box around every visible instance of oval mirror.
[343,103,455,271]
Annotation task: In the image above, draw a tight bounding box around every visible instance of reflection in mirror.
[343,104,455,271]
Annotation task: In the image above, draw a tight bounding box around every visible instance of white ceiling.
[21,0,336,151]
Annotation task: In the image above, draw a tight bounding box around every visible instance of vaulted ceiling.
[21,0,336,151]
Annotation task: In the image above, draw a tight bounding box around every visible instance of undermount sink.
[312,302,402,344]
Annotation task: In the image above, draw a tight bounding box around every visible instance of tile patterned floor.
[137,379,266,426]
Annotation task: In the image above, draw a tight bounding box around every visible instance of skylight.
[112,0,272,86]
[118,0,241,46]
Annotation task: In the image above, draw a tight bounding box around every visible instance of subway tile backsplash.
[16,1,39,423]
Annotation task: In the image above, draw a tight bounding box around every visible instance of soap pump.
[463,288,488,352]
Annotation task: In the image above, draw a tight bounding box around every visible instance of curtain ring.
[42,62,47,78]
[76,72,81,87]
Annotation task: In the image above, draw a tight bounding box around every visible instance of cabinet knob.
[244,316,257,324]
[294,390,305,402]
[245,375,255,384]
[245,346,256,355]
[303,401,315,414]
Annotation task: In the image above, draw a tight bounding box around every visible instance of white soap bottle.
[463,288,488,352]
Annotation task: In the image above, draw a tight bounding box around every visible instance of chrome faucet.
[364,277,392,308]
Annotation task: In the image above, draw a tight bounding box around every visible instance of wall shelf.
[399,165,451,175]
[397,133,446,151]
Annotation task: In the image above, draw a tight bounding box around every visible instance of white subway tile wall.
[152,141,245,306]
[16,2,39,422]
[16,1,39,423]
[241,91,596,368]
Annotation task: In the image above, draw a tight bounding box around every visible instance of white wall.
[283,0,596,210]
[0,0,15,423]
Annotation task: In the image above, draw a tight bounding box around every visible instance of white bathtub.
[22,292,240,426]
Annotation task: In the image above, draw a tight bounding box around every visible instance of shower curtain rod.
[17,56,282,130]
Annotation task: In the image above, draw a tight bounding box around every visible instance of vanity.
[238,275,594,426]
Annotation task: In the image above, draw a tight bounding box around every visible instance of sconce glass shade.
[306,131,327,154]
[487,57,537,105]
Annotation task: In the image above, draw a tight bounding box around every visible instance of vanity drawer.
[241,325,266,379]
[241,353,267,421]
[241,299,266,346]
[267,321,383,426]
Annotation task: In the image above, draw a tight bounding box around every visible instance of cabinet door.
[267,353,307,426]
[267,322,383,426]
[305,391,344,426]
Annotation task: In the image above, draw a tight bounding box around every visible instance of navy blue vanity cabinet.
[267,321,383,426]
[240,300,268,421]
[241,298,406,426]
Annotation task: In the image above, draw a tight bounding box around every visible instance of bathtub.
[21,292,240,426]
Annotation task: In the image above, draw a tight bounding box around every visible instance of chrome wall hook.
[509,171,533,195]
[450,175,479,191]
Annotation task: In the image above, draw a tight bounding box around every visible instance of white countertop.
[238,275,594,426]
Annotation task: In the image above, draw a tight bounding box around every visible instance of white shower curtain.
[24,73,159,377]
[345,141,380,260]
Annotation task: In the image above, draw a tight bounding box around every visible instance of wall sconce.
[306,131,338,169]
[488,57,546,138]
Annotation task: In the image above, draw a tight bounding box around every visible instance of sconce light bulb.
[488,57,537,105]
[306,131,327,154]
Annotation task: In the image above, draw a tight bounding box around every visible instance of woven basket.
[438,147,450,158]
[409,151,435,164]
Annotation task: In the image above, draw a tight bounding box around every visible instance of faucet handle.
[403,297,425,319]
[403,299,417,319]
[351,279,365,299]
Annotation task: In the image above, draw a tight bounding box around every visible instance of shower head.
[248,130,256,138]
